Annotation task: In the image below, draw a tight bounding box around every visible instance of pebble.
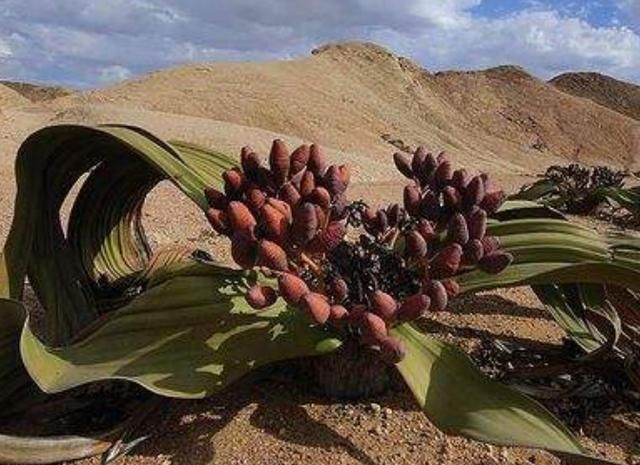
[370,402,382,414]
[383,407,393,418]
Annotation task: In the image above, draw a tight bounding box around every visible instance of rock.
[383,407,392,419]
[369,402,382,414]
[369,425,383,435]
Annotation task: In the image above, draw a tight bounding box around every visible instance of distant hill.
[0,80,73,103]
[55,41,638,176]
[550,72,640,121]
[0,83,29,111]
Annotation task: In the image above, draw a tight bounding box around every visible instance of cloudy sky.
[0,0,639,88]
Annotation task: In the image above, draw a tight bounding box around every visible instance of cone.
[376,209,389,232]
[387,203,402,227]
[254,166,277,194]
[464,176,485,207]
[398,293,431,321]
[269,139,290,186]
[360,311,388,342]
[260,203,289,244]
[329,304,349,321]
[480,190,506,214]
[442,186,462,211]
[451,168,469,191]
[309,186,331,209]
[307,221,345,253]
[206,208,230,235]
[323,165,347,195]
[331,194,349,220]
[227,201,257,234]
[278,273,309,305]
[412,147,427,174]
[362,207,377,226]
[423,152,438,175]
[338,164,351,189]
[308,144,327,176]
[467,208,487,240]
[279,183,301,207]
[479,252,513,274]
[481,235,501,255]
[289,167,306,189]
[448,213,469,245]
[245,285,277,309]
[290,144,310,176]
[430,243,463,277]
[371,290,398,321]
[425,280,448,311]
[405,230,428,258]
[299,170,316,197]
[415,219,437,242]
[434,160,453,188]
[223,168,246,196]
[420,190,440,221]
[231,232,257,269]
[257,240,289,271]
[291,203,318,245]
[240,148,262,178]
[315,205,327,231]
[463,238,484,265]
[394,152,414,179]
[404,185,422,216]
[379,336,406,364]
[266,198,292,223]
[245,188,267,212]
[300,292,331,325]
[204,187,228,209]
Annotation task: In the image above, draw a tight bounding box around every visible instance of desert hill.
[0,80,73,103]
[0,83,29,111]
[551,72,640,121]
[48,41,640,176]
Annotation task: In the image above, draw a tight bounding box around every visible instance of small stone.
[369,402,382,414]
[369,425,383,435]
[382,407,392,419]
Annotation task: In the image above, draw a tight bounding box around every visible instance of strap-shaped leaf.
[393,324,615,464]
[20,263,341,398]
[1,124,235,345]
[0,297,28,403]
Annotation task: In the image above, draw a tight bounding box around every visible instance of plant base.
[306,340,394,400]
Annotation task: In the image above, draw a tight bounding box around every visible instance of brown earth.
[0,41,639,465]
[551,72,640,122]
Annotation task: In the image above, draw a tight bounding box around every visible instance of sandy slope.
[551,72,640,122]
[54,41,640,173]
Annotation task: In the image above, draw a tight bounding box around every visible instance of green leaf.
[20,264,341,398]
[393,324,615,464]
[0,297,28,403]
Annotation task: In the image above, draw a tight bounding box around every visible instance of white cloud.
[0,38,12,58]
[0,0,639,87]
[98,65,132,83]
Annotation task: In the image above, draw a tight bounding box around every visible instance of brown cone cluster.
[205,140,349,273]
[357,147,514,327]
[205,141,515,366]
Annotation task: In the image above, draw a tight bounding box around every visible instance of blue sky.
[0,0,639,88]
